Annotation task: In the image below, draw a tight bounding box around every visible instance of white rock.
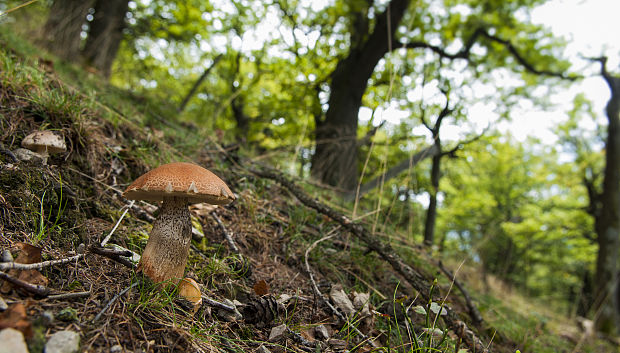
[268,324,288,342]
[314,324,330,340]
[45,330,80,353]
[0,328,29,353]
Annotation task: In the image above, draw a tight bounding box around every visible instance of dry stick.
[101,200,135,247]
[303,233,375,347]
[0,254,84,271]
[0,270,50,296]
[89,246,136,269]
[47,291,91,300]
[250,166,488,353]
[211,212,239,254]
[201,295,235,312]
[438,260,483,327]
[93,281,139,323]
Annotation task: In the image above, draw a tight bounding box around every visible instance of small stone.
[110,344,123,353]
[314,324,330,340]
[12,148,44,164]
[45,330,80,353]
[0,328,29,353]
[257,345,271,353]
[40,311,54,326]
[56,307,78,322]
[268,324,288,342]
[1,249,12,262]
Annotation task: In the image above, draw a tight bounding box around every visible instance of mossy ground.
[0,25,616,353]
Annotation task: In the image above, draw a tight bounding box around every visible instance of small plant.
[33,174,67,243]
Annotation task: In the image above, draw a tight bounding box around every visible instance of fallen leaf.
[0,303,32,338]
[253,280,270,296]
[329,284,355,317]
[1,243,49,295]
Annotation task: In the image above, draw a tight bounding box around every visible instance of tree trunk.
[310,0,411,191]
[81,0,129,78]
[423,143,441,245]
[178,55,223,113]
[40,0,94,61]
[593,59,620,335]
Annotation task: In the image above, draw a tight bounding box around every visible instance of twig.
[0,148,18,162]
[250,165,489,353]
[438,260,483,326]
[211,212,239,254]
[101,200,135,247]
[0,254,84,271]
[0,270,50,296]
[287,327,317,352]
[89,246,136,269]
[93,281,139,322]
[202,295,236,312]
[47,291,91,300]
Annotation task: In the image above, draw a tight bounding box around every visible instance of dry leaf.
[1,243,48,295]
[0,303,32,338]
[253,280,270,296]
[329,284,355,317]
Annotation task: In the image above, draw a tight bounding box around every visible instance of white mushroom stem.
[34,146,50,164]
[138,197,192,283]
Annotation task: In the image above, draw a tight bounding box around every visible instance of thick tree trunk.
[593,59,620,335]
[40,0,94,61]
[311,0,411,191]
[81,0,129,78]
[423,144,441,245]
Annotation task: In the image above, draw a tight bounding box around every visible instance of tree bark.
[593,58,620,335]
[311,0,412,191]
[81,0,129,78]
[40,0,94,61]
[423,146,441,244]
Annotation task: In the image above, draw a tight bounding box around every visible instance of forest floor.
[0,28,617,353]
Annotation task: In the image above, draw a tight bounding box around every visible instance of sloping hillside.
[0,30,614,353]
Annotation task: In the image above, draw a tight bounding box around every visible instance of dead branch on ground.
[438,260,483,327]
[250,165,488,353]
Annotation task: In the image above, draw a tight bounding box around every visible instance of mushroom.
[21,131,66,165]
[123,162,235,283]
[177,277,202,311]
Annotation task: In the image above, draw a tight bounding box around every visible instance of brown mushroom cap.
[177,277,202,306]
[21,131,66,154]
[122,162,235,204]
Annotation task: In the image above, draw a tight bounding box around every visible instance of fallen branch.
[439,260,483,327]
[250,166,488,353]
[202,295,236,312]
[89,246,136,269]
[0,270,50,296]
[0,254,83,271]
